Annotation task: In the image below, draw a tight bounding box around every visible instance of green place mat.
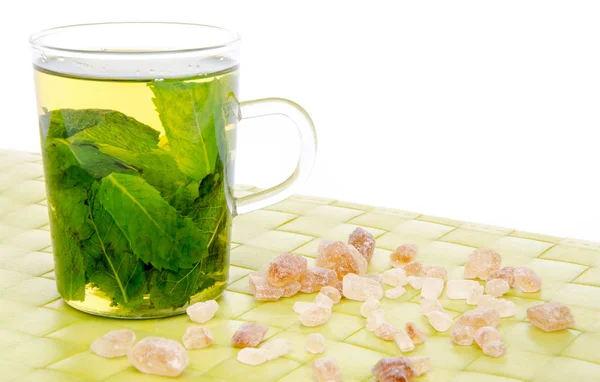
[0,148,599,382]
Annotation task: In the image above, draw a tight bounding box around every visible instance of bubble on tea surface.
[128,337,188,377]
[385,286,407,299]
[299,267,338,293]
[526,302,575,332]
[455,306,500,331]
[451,325,475,346]
[266,253,308,287]
[361,296,381,318]
[306,333,326,354]
[403,261,424,277]
[513,267,542,293]
[90,330,136,358]
[299,305,332,327]
[186,300,219,324]
[474,326,507,358]
[282,281,301,297]
[237,348,268,366]
[372,357,416,382]
[426,310,453,332]
[390,244,418,268]
[316,241,368,280]
[445,280,480,300]
[231,322,269,348]
[182,326,213,349]
[467,285,484,305]
[405,322,426,345]
[320,285,341,303]
[423,265,447,281]
[463,248,502,280]
[477,295,516,318]
[488,266,516,287]
[408,356,430,376]
[421,277,445,300]
[314,293,335,308]
[382,268,408,287]
[348,227,376,262]
[420,298,443,316]
[375,322,398,341]
[394,330,415,352]
[485,278,510,297]
[313,357,342,382]
[249,272,284,301]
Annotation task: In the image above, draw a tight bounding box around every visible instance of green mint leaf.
[69,122,159,153]
[149,79,223,181]
[82,182,146,308]
[98,173,209,271]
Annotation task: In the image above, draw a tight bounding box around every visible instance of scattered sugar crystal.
[385,286,407,299]
[382,268,408,287]
[266,253,308,287]
[486,278,510,297]
[186,300,219,324]
[446,280,480,300]
[260,339,292,360]
[342,273,383,301]
[408,356,430,376]
[375,322,398,340]
[421,277,445,300]
[299,267,338,293]
[390,244,418,268]
[405,322,426,344]
[313,358,342,382]
[282,281,301,297]
[300,305,332,327]
[474,326,507,358]
[420,298,444,315]
[408,276,427,290]
[237,348,268,366]
[467,285,484,305]
[90,330,136,358]
[306,333,326,354]
[463,248,502,280]
[366,273,385,286]
[451,325,474,346]
[293,301,314,314]
[232,322,269,348]
[403,261,424,276]
[426,310,453,332]
[128,337,188,377]
[335,281,343,294]
[361,296,381,318]
[514,267,542,293]
[366,309,387,331]
[348,227,376,262]
[488,266,515,287]
[316,241,368,280]
[320,286,341,303]
[526,302,575,332]
[477,295,516,318]
[423,265,447,281]
[394,330,415,352]
[455,306,500,331]
[249,272,284,301]
[182,327,212,349]
[372,357,416,382]
[315,293,335,308]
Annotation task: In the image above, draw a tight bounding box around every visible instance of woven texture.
[1,148,599,382]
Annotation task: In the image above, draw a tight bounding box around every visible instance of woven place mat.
[0,148,599,382]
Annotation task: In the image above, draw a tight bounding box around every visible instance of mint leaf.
[69,122,159,153]
[149,79,223,181]
[98,173,209,271]
[148,264,216,309]
[82,183,145,308]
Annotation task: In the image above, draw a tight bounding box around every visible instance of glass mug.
[30,22,316,318]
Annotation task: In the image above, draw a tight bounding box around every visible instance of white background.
[1,0,599,241]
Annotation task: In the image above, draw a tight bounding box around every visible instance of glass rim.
[29,21,241,55]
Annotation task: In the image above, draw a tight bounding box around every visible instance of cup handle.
[234,98,317,216]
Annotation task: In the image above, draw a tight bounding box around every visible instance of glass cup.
[30,22,317,319]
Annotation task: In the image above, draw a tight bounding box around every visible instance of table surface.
[1,148,599,382]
